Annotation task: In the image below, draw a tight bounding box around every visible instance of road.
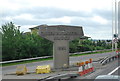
[2,52,118,80]
[61,59,120,81]
[78,58,120,79]
[2,52,114,74]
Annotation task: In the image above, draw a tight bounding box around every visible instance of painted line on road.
[107,66,120,75]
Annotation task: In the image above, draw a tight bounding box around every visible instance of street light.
[112,0,118,52]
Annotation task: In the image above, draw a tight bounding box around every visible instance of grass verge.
[70,50,112,57]
[1,57,52,67]
[1,50,112,67]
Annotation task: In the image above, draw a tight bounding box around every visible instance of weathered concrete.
[39,25,84,69]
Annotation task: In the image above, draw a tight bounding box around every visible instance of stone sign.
[39,25,84,69]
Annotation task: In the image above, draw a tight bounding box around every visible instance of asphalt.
[76,58,120,79]
[1,52,118,80]
[59,58,120,81]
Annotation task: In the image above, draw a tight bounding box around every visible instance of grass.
[1,57,53,67]
[70,50,112,57]
[1,50,111,67]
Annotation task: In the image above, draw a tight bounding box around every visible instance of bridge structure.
[39,25,84,69]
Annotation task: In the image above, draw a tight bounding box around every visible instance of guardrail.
[1,49,111,64]
[0,56,52,64]
[101,53,120,65]
[69,49,111,55]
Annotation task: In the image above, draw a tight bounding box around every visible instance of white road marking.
[107,66,120,75]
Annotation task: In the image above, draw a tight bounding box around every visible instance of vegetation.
[118,39,120,49]
[1,22,52,61]
[69,38,111,53]
[1,22,112,61]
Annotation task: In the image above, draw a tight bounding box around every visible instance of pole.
[112,0,114,52]
[118,1,120,39]
[115,0,118,51]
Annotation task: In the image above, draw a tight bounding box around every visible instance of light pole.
[112,0,119,55]
[118,1,120,40]
[114,0,118,51]
[112,0,114,52]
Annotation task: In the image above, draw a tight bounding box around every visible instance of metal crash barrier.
[101,51,120,65]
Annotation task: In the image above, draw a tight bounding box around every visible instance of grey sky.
[1,0,120,39]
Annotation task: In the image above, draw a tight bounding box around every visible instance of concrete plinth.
[53,40,69,69]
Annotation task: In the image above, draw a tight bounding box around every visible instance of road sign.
[113,38,118,43]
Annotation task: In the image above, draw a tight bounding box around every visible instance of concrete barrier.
[36,65,51,74]
[16,65,27,75]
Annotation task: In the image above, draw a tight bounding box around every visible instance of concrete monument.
[39,25,84,69]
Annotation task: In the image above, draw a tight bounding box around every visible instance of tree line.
[1,22,112,61]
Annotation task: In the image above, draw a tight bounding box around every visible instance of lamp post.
[114,0,118,51]
[112,0,114,52]
[118,1,120,40]
[112,0,118,55]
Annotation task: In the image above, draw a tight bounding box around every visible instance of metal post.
[115,0,118,51]
[118,1,120,40]
[112,0,114,52]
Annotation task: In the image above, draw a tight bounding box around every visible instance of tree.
[1,22,22,61]
[1,22,53,61]
[1,22,112,61]
[69,39,79,53]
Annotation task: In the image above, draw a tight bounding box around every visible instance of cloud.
[92,16,108,25]
[1,6,93,25]
[1,6,111,25]
[1,0,112,12]
[1,0,115,39]
[92,9,112,20]
[1,7,93,19]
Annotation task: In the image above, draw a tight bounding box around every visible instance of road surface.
[2,52,118,80]
[76,58,120,79]
[59,58,120,81]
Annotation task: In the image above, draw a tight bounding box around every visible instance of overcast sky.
[1,0,120,39]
